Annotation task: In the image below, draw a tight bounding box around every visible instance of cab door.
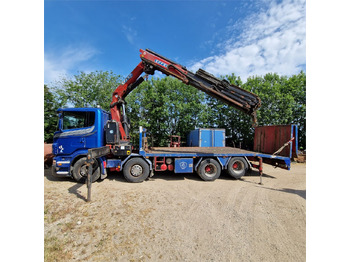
[53,111,96,155]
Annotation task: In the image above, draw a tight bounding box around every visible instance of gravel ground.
[44,162,306,262]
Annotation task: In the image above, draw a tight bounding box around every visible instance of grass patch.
[44,236,73,262]
[61,222,75,233]
[45,205,76,223]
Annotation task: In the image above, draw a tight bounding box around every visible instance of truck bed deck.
[141,146,291,170]
[146,146,254,155]
[144,146,286,159]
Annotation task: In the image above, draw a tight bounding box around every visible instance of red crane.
[109,49,261,143]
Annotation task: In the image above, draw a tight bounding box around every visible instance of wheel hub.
[130,164,143,177]
[205,165,212,173]
[233,162,242,170]
[204,164,217,176]
[80,165,88,177]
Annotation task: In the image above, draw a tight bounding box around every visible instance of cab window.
[62,111,95,130]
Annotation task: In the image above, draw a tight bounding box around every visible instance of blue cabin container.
[187,128,225,147]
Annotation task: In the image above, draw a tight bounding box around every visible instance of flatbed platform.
[145,146,255,156]
[140,146,291,170]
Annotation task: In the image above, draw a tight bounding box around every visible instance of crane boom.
[110,49,261,141]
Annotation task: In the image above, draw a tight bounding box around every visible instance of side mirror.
[58,113,63,131]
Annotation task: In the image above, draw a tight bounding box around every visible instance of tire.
[72,157,101,183]
[123,158,150,183]
[197,158,221,181]
[227,157,248,179]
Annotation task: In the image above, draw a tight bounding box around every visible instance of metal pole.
[258,157,263,185]
[86,151,93,202]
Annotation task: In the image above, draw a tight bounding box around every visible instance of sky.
[44,0,306,85]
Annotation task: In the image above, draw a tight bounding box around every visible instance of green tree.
[54,71,123,111]
[44,85,61,142]
[203,72,306,149]
[284,72,306,148]
[243,72,306,148]
[126,77,206,146]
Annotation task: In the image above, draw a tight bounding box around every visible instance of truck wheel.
[123,158,150,183]
[197,158,221,181]
[227,157,248,179]
[72,157,101,183]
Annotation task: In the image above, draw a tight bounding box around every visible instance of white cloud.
[122,25,138,45]
[44,45,98,84]
[190,0,306,81]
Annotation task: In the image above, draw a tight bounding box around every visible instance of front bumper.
[51,158,72,178]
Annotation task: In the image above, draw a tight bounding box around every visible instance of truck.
[51,49,293,183]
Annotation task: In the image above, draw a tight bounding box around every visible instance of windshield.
[62,111,95,130]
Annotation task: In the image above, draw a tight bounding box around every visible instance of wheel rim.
[232,160,244,174]
[130,164,143,177]
[79,165,88,177]
[204,164,217,177]
[79,162,98,178]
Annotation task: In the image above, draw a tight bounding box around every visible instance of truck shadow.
[238,172,276,184]
[104,170,202,182]
[149,170,251,182]
[246,169,276,179]
[105,170,274,183]
[257,186,306,200]
[104,171,130,183]
[44,168,72,182]
[104,170,204,182]
[238,170,306,199]
[152,171,202,182]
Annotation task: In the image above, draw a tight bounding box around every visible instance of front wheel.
[123,158,150,183]
[72,157,101,183]
[197,158,221,181]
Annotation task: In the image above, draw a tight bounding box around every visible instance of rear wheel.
[227,157,248,179]
[197,158,221,181]
[123,158,150,183]
[72,157,101,183]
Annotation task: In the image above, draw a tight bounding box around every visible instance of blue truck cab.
[52,107,110,181]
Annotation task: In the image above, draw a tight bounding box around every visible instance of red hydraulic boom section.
[110,49,261,141]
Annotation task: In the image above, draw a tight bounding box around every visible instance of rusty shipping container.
[254,125,298,158]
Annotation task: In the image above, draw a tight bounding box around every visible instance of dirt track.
[44,163,306,261]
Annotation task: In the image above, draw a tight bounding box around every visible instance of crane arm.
[110,49,261,141]
[110,62,145,140]
[139,49,261,118]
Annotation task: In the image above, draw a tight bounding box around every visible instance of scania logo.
[180,162,187,169]
[59,145,64,153]
[155,59,168,68]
